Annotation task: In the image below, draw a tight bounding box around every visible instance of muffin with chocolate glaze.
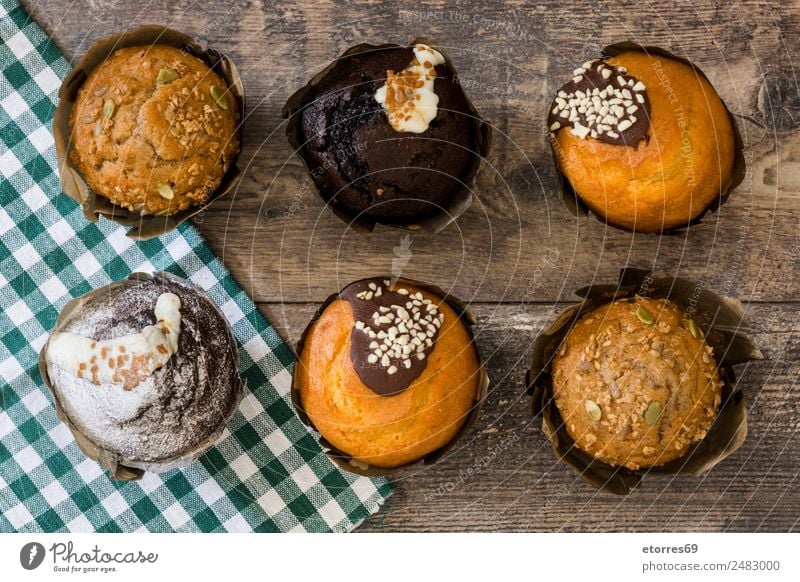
[284,41,489,228]
[69,45,241,216]
[40,273,242,474]
[551,296,723,470]
[549,50,736,232]
[294,278,482,469]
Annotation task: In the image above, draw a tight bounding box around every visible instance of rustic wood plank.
[26,0,800,531]
[29,0,800,303]
[264,301,800,532]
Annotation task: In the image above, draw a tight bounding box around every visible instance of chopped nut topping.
[353,283,444,375]
[374,44,445,133]
[550,59,649,144]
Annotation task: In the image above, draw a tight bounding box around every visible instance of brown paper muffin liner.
[53,25,246,240]
[38,272,246,480]
[550,41,746,234]
[527,268,763,495]
[283,37,493,234]
[290,277,489,477]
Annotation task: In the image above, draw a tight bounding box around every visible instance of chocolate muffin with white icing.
[40,273,242,474]
[284,41,489,228]
[294,278,482,469]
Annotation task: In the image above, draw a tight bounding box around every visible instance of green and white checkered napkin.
[0,0,391,532]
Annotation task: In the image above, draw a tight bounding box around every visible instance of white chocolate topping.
[374,44,446,133]
[46,293,182,390]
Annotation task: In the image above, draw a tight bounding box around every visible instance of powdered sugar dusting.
[45,274,240,463]
[47,293,182,389]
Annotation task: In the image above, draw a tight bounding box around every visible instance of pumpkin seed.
[102,98,115,119]
[156,182,174,200]
[585,399,601,421]
[636,306,654,325]
[688,319,701,339]
[157,67,180,84]
[210,85,229,110]
[644,401,662,425]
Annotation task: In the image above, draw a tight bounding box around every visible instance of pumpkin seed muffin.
[69,45,240,216]
[551,296,723,470]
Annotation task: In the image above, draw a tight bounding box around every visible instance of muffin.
[294,278,482,469]
[40,273,243,473]
[549,50,736,232]
[69,44,241,216]
[551,296,723,470]
[284,41,489,228]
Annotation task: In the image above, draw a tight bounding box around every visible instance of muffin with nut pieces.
[69,44,240,216]
[284,40,489,228]
[551,296,723,470]
[39,273,243,475]
[295,278,482,469]
[549,50,736,232]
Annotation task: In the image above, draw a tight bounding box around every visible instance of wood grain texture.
[28,0,800,531]
[273,303,799,532]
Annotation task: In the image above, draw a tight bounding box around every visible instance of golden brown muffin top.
[295,279,480,469]
[69,45,240,216]
[552,296,723,470]
[550,51,735,232]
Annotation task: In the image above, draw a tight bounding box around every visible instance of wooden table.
[30,0,799,532]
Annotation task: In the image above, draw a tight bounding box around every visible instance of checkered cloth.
[0,0,391,532]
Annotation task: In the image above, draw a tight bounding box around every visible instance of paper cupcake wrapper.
[549,41,747,234]
[53,25,246,240]
[283,37,493,234]
[38,272,246,480]
[290,277,489,477]
[527,268,763,495]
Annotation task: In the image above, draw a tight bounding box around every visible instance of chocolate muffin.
[549,50,736,232]
[551,296,723,470]
[285,41,489,227]
[41,273,242,472]
[294,278,482,469]
[69,45,241,216]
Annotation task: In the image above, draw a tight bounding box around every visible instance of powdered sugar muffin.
[41,273,242,470]
[551,296,723,470]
